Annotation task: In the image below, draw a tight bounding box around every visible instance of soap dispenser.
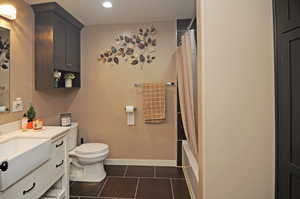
[21,113,28,131]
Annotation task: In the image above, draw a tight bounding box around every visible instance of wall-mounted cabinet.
[32,3,83,90]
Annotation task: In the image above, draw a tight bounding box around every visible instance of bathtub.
[182,140,199,199]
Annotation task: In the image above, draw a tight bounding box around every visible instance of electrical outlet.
[12,98,24,112]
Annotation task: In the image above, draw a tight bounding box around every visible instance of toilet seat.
[75,143,109,155]
[70,143,109,160]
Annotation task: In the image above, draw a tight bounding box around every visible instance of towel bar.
[133,82,176,87]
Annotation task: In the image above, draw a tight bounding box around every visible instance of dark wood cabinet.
[66,23,81,73]
[53,14,68,72]
[32,2,83,90]
[274,0,300,198]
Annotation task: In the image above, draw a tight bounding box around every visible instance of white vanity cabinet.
[0,133,69,199]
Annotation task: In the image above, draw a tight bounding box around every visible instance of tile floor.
[70,165,191,199]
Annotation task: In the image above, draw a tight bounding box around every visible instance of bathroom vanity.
[0,122,71,199]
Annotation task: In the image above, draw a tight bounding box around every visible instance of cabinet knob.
[0,161,8,172]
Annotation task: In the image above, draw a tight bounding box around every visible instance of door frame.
[273,0,279,198]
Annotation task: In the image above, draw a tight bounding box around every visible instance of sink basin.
[0,136,51,191]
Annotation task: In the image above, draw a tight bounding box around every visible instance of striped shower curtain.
[176,31,198,157]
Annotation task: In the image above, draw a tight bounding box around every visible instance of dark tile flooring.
[70,165,191,199]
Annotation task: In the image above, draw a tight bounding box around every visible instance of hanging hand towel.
[143,82,166,124]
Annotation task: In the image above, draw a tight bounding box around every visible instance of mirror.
[0,27,10,113]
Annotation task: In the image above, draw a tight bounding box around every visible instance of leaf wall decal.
[140,54,145,63]
[114,57,119,64]
[131,60,139,65]
[98,26,157,68]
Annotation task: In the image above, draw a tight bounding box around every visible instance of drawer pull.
[23,183,36,195]
[56,141,64,148]
[56,160,64,168]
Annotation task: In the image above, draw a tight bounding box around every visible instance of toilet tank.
[67,123,78,151]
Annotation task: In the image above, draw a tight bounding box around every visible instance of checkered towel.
[142,83,166,124]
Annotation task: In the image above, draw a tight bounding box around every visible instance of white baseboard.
[104,159,176,167]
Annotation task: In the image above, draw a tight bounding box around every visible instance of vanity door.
[53,15,68,71]
[66,23,80,73]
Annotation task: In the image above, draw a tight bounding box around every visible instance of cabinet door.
[276,0,300,32]
[275,0,300,198]
[53,16,68,71]
[66,24,80,72]
[276,27,300,199]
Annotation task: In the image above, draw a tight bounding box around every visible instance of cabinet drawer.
[0,161,53,199]
[0,136,68,199]
[52,137,66,157]
[50,137,66,178]
[51,155,65,178]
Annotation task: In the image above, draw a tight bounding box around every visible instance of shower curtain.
[176,31,198,157]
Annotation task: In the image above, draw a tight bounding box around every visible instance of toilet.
[67,123,109,182]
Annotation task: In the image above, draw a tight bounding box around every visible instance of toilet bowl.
[67,123,109,182]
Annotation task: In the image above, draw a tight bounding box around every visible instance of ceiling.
[24,0,196,26]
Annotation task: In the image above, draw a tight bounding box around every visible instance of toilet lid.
[75,143,109,155]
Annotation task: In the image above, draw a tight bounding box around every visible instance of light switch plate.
[12,99,24,112]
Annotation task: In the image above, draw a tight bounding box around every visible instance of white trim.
[182,140,199,181]
[183,167,198,199]
[182,140,199,199]
[104,159,176,167]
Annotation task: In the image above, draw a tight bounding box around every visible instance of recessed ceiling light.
[102,1,112,8]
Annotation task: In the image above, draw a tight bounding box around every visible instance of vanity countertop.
[0,126,71,142]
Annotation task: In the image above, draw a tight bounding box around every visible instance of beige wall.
[0,0,69,125]
[197,0,275,199]
[67,22,177,160]
[0,1,177,161]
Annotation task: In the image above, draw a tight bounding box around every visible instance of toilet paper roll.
[0,106,6,112]
[125,105,135,125]
[127,112,135,126]
[125,105,135,113]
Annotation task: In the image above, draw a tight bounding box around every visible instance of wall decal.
[98,26,157,69]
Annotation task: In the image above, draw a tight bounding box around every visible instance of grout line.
[170,178,175,199]
[72,166,183,199]
[97,177,109,197]
[134,177,140,199]
[123,165,129,177]
[79,197,115,199]
[107,175,183,180]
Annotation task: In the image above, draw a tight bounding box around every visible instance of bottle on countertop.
[21,114,28,131]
